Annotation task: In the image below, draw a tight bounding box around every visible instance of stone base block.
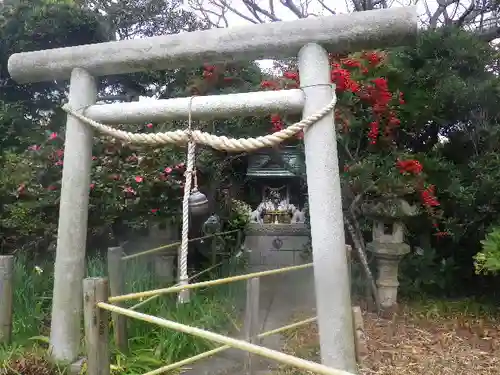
[244,231,310,269]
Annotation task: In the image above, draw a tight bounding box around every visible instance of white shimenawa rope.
[62,87,336,304]
[178,98,196,303]
[61,94,336,152]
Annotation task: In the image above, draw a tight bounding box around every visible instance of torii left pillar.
[49,68,96,361]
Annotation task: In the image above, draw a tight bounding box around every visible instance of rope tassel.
[178,98,197,304]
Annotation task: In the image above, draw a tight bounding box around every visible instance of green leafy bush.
[474,226,500,275]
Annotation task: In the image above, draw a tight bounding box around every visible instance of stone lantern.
[363,198,416,310]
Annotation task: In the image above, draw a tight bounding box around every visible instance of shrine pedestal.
[244,223,310,271]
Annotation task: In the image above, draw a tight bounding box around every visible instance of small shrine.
[243,146,310,270]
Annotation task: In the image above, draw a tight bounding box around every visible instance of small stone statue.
[278,200,295,213]
[291,207,306,224]
[249,206,264,224]
[248,187,299,224]
[202,214,221,234]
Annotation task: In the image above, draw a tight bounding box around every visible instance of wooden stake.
[236,230,243,251]
[244,277,260,375]
[83,277,110,375]
[211,237,218,267]
[107,247,128,353]
[0,256,14,344]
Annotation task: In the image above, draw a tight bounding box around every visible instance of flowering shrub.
[1,61,267,254]
[2,55,450,256]
[258,51,447,234]
[2,125,187,252]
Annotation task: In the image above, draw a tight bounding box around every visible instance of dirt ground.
[275,301,500,375]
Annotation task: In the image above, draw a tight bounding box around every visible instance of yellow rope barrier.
[129,260,225,311]
[261,316,317,337]
[97,303,352,375]
[142,317,317,375]
[122,229,241,261]
[108,263,313,303]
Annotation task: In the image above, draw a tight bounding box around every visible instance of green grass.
[3,252,245,374]
[401,295,500,320]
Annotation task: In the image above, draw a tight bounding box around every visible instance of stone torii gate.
[8,7,416,373]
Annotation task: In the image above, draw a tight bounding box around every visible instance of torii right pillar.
[298,38,409,371]
[298,44,359,372]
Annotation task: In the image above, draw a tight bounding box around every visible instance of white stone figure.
[249,206,264,224]
[261,199,274,212]
[291,207,306,224]
[278,200,295,213]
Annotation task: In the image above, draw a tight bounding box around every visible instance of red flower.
[362,51,384,66]
[164,167,173,174]
[388,117,401,127]
[434,231,449,238]
[271,114,281,123]
[202,64,217,80]
[330,69,346,91]
[283,71,299,81]
[146,123,153,129]
[331,68,359,93]
[49,132,58,140]
[135,176,144,183]
[260,80,278,89]
[341,58,362,68]
[270,114,285,132]
[151,208,159,214]
[272,123,284,132]
[399,92,405,105]
[123,186,136,195]
[396,159,423,175]
[89,183,95,190]
[368,121,379,144]
[421,185,440,207]
[371,77,388,90]
[203,64,215,72]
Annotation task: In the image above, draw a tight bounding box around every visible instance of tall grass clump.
[6,251,245,374]
[11,254,54,342]
[108,256,245,373]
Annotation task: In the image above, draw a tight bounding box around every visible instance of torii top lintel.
[8,7,416,84]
